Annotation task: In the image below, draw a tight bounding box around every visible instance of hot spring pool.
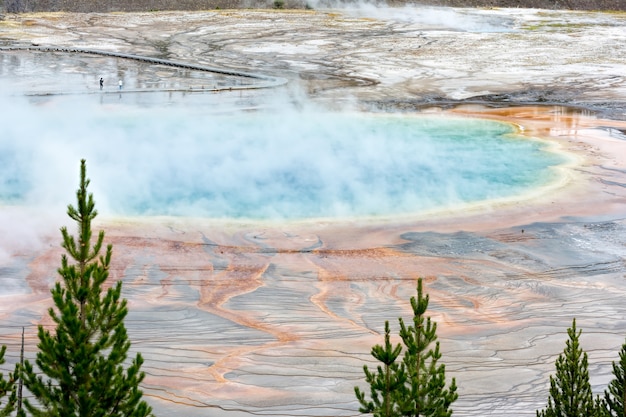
[0,97,567,220]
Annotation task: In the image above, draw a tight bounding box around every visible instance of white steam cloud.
[0,90,562,223]
[312,2,515,33]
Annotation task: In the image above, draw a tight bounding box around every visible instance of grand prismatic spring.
[1,5,626,417]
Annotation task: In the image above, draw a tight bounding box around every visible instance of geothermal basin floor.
[1,7,626,417]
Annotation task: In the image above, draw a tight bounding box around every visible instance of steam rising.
[318,3,515,33]
[0,93,564,221]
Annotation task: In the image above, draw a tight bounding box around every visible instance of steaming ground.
[1,6,626,417]
[0,95,567,220]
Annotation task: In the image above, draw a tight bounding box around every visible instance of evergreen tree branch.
[21,159,153,417]
[355,278,457,417]
[536,318,600,417]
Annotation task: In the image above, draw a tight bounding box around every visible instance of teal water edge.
[0,96,566,220]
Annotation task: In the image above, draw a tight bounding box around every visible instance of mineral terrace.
[1,6,626,417]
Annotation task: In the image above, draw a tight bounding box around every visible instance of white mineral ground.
[1,6,626,417]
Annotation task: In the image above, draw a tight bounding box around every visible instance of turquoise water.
[0,98,566,220]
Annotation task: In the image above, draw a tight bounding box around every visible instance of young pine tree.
[21,159,153,417]
[0,345,17,417]
[397,278,458,417]
[602,339,626,417]
[536,318,599,417]
[355,321,406,417]
[355,278,458,417]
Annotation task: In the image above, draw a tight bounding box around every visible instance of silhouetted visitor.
[99,78,104,89]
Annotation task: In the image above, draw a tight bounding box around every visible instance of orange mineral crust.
[1,6,626,415]
[1,106,625,416]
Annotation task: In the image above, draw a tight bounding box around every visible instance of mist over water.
[0,94,565,221]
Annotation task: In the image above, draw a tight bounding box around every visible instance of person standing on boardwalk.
[118,79,123,90]
[99,78,104,89]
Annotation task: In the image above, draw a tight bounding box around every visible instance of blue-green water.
[0,98,566,220]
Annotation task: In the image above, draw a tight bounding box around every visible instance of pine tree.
[536,318,599,417]
[602,339,626,417]
[397,278,457,417]
[0,345,17,417]
[355,278,458,417]
[355,321,406,417]
[21,159,153,417]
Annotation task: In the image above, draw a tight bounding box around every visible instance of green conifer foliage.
[603,340,626,417]
[537,318,598,417]
[355,278,458,417]
[0,345,17,417]
[355,321,406,417]
[397,278,457,417]
[21,159,152,417]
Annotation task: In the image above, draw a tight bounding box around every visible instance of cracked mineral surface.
[1,6,626,417]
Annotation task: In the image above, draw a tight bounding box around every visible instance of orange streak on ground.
[4,106,626,415]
